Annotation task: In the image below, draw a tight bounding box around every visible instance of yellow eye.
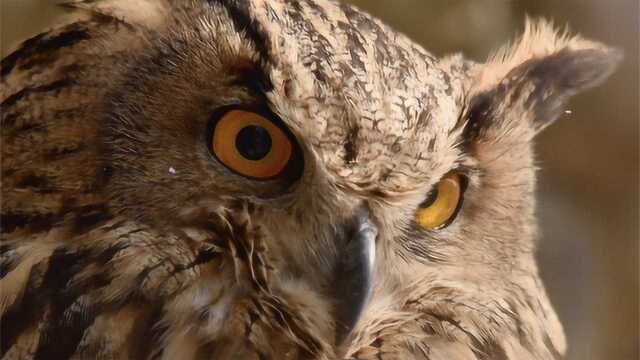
[211,110,294,179]
[415,173,464,230]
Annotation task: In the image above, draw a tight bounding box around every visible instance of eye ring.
[207,107,303,181]
[415,172,467,230]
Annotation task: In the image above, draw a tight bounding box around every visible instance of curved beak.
[333,210,377,347]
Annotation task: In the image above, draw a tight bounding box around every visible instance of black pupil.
[421,188,439,208]
[235,125,272,160]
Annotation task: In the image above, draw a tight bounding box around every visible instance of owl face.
[104,1,475,338]
[101,0,619,351]
[1,0,620,358]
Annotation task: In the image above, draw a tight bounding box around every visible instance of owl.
[0,0,620,359]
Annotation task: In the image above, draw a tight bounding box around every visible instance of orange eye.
[415,172,465,230]
[211,110,294,179]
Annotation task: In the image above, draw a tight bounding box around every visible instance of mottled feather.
[1,1,619,359]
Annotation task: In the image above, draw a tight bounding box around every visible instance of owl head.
[1,0,620,358]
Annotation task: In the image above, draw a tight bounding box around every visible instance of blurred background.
[2,1,638,359]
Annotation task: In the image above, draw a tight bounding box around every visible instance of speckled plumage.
[0,0,620,359]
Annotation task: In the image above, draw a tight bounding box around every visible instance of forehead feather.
[240,0,466,192]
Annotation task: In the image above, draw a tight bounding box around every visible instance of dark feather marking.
[0,247,90,357]
[4,118,47,135]
[90,165,114,193]
[343,125,359,164]
[0,112,19,128]
[0,211,66,234]
[207,0,272,66]
[449,95,469,137]
[0,257,17,279]
[426,309,509,360]
[128,305,167,360]
[96,241,130,264]
[0,32,46,77]
[0,244,20,279]
[0,112,48,134]
[1,27,90,77]
[1,196,75,235]
[15,174,56,193]
[72,204,113,235]
[0,261,49,357]
[0,243,15,256]
[399,224,448,264]
[32,248,114,360]
[543,334,564,360]
[0,202,108,235]
[230,59,275,96]
[242,309,268,359]
[301,0,330,21]
[471,337,509,360]
[33,301,100,360]
[253,298,322,357]
[172,247,221,274]
[1,107,81,137]
[3,242,125,358]
[98,218,129,233]
[194,341,217,360]
[401,240,447,264]
[1,78,73,109]
[461,90,495,146]
[43,142,88,161]
[131,259,171,296]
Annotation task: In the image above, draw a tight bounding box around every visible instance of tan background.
[1,1,638,359]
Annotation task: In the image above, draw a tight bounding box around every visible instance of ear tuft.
[537,47,623,94]
[523,46,622,127]
[463,18,622,142]
[475,18,621,94]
